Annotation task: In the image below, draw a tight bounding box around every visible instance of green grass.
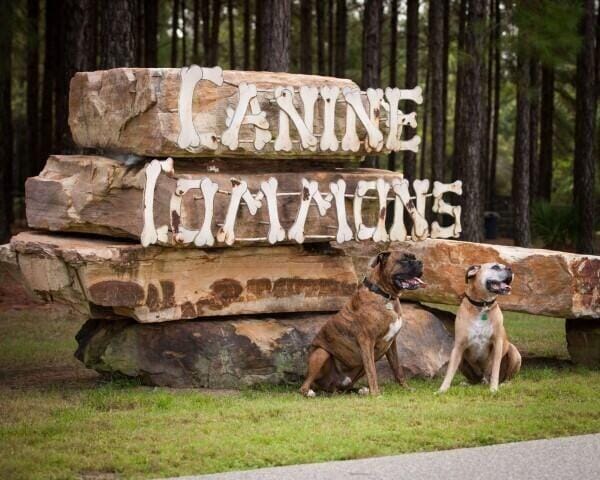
[0,308,598,479]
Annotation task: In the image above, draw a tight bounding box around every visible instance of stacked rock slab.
[12,66,466,387]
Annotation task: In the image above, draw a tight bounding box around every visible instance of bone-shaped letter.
[372,178,391,242]
[249,97,272,150]
[399,86,424,104]
[341,102,360,152]
[412,179,430,240]
[343,87,384,151]
[261,177,286,244]
[392,178,429,241]
[329,179,353,243]
[385,87,402,151]
[225,107,268,130]
[431,180,463,239]
[141,158,173,247]
[221,82,258,150]
[353,180,377,240]
[177,65,223,150]
[288,179,319,243]
[171,179,202,245]
[275,86,318,151]
[217,179,248,245]
[300,86,319,151]
[320,86,340,151]
[399,134,421,152]
[365,88,384,153]
[389,178,408,241]
[195,178,218,247]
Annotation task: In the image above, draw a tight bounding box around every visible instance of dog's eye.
[491,264,501,270]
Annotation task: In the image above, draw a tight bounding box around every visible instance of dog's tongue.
[500,282,512,292]
[405,277,426,289]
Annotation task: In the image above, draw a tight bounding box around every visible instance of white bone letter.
[221,82,258,150]
[171,179,202,245]
[195,178,218,247]
[343,87,384,151]
[392,178,429,241]
[329,179,353,243]
[365,88,384,152]
[275,86,318,151]
[249,98,272,150]
[399,86,424,104]
[372,178,391,242]
[141,158,173,247]
[261,177,286,244]
[217,179,248,245]
[431,180,463,239]
[341,103,360,152]
[177,65,223,150]
[389,178,408,241]
[353,180,377,240]
[412,179,430,240]
[384,87,402,151]
[319,86,340,151]
[288,179,322,243]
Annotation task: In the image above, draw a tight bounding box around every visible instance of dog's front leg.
[437,342,466,394]
[385,338,408,387]
[359,338,380,395]
[489,338,504,393]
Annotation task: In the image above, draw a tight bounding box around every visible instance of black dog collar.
[464,294,497,309]
[363,278,395,301]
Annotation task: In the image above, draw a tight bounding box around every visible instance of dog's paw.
[358,387,370,396]
[305,389,316,398]
[490,386,498,394]
[434,388,447,396]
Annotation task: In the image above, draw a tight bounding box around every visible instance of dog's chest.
[467,315,494,358]
[382,302,403,342]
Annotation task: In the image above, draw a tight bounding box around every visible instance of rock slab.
[341,240,600,319]
[10,231,357,321]
[566,319,600,368]
[75,303,455,388]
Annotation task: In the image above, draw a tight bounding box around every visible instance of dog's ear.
[465,265,481,283]
[370,251,391,268]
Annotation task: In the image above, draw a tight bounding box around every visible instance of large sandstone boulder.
[75,303,455,388]
[25,155,397,246]
[566,319,600,368]
[340,240,600,319]
[9,232,357,321]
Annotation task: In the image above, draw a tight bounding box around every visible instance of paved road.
[168,434,600,480]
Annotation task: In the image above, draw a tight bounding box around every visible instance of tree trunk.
[227,0,235,69]
[55,0,97,152]
[254,0,262,69]
[0,0,13,242]
[538,65,554,201]
[403,0,419,182]
[452,0,466,182]
[442,0,450,180]
[388,0,398,171]
[40,0,57,168]
[209,0,222,65]
[243,0,251,69]
[458,0,486,243]
[316,0,325,74]
[573,0,597,254]
[26,0,40,178]
[181,0,187,65]
[260,0,291,72]
[299,0,312,74]
[145,0,159,66]
[203,0,212,64]
[361,0,383,168]
[428,0,444,183]
[136,0,145,65]
[512,50,531,247]
[193,0,200,62]
[99,0,137,68]
[420,67,429,179]
[335,0,346,78]
[171,0,179,67]
[328,0,334,75]
[529,59,540,200]
[483,0,494,208]
[489,0,501,206]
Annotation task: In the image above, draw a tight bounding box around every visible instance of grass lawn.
[1,306,599,480]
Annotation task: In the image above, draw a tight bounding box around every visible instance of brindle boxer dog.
[437,263,522,394]
[300,251,425,397]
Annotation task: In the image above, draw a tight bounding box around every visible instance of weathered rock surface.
[26,155,399,246]
[566,319,600,367]
[10,231,357,321]
[75,303,455,388]
[69,68,407,158]
[340,240,600,319]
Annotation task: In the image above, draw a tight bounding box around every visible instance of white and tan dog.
[438,263,521,394]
